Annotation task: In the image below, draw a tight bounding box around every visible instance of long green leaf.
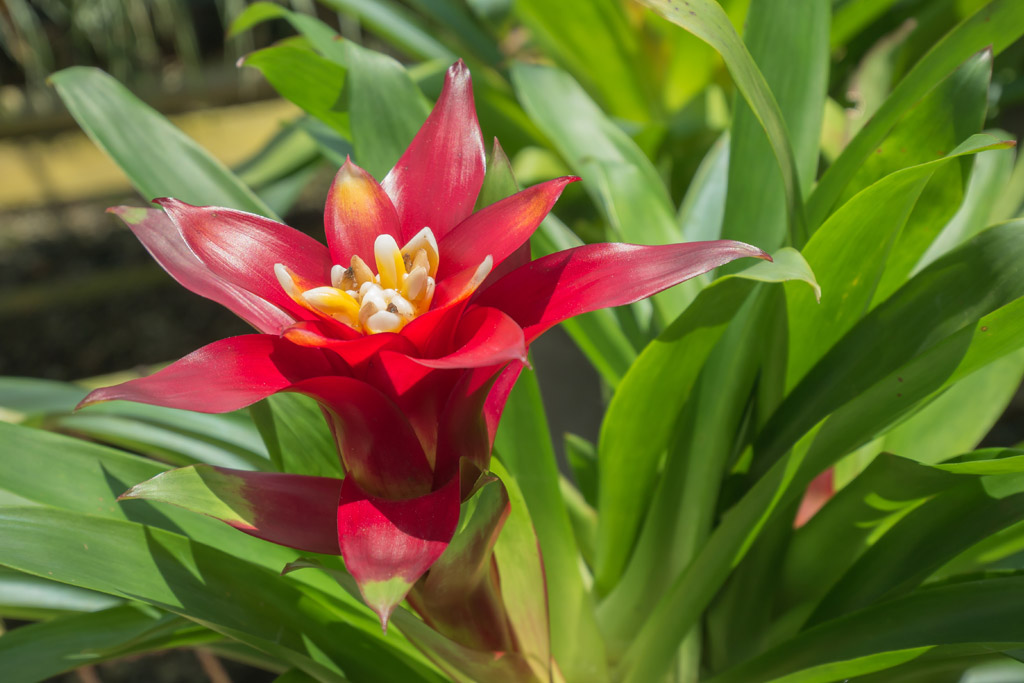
[510,63,679,248]
[511,61,694,324]
[637,0,806,246]
[852,51,993,304]
[760,217,1024,481]
[720,0,828,254]
[0,422,352,603]
[785,135,1011,390]
[0,605,216,683]
[341,40,430,180]
[241,44,351,138]
[881,350,1024,464]
[0,567,122,620]
[319,0,453,61]
[617,222,1024,683]
[49,67,275,217]
[490,459,552,683]
[806,0,1024,229]
[809,463,1024,625]
[708,575,1024,683]
[597,285,781,662]
[0,506,440,683]
[595,250,819,594]
[250,392,343,478]
[494,368,609,683]
[513,0,649,121]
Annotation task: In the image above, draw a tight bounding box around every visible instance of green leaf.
[779,454,957,623]
[250,392,343,478]
[0,604,215,683]
[846,51,993,305]
[319,0,454,62]
[915,138,1017,270]
[880,350,1024,464]
[720,0,828,254]
[401,0,503,66]
[0,506,440,683]
[494,368,609,683]
[0,376,86,417]
[490,460,552,682]
[230,2,348,63]
[77,401,267,465]
[677,132,730,242]
[511,63,678,248]
[0,567,122,620]
[597,285,782,660]
[708,575,1024,683]
[341,40,431,180]
[476,139,519,210]
[513,0,650,121]
[637,0,807,246]
[830,0,903,49]
[615,222,1024,682]
[511,62,691,322]
[760,216,1024,482]
[808,463,1024,626]
[49,67,275,218]
[286,557,530,683]
[0,422,342,600]
[54,412,266,470]
[564,433,598,507]
[806,0,1024,229]
[241,44,351,139]
[594,250,819,594]
[785,135,1011,390]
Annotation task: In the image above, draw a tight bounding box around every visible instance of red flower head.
[83,61,768,630]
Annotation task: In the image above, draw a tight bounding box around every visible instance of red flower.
[84,60,768,629]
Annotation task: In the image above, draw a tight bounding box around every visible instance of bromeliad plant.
[76,61,766,651]
[5,1,1024,682]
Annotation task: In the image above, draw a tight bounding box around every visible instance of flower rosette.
[81,61,769,638]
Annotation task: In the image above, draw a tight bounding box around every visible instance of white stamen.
[274,263,300,298]
[472,255,494,287]
[362,286,388,313]
[389,294,415,318]
[359,300,379,328]
[331,264,347,289]
[366,310,403,334]
[374,234,401,289]
[404,266,428,301]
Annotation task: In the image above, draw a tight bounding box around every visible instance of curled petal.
[290,377,434,499]
[325,158,403,267]
[436,176,579,280]
[382,60,485,241]
[484,361,525,449]
[434,365,505,487]
[77,335,338,413]
[157,198,331,321]
[337,475,461,630]
[121,465,341,554]
[477,240,771,342]
[411,306,527,370]
[109,207,294,334]
[283,321,416,369]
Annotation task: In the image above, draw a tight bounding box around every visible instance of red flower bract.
[85,60,769,630]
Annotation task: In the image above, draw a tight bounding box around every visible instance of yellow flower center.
[275,228,443,334]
